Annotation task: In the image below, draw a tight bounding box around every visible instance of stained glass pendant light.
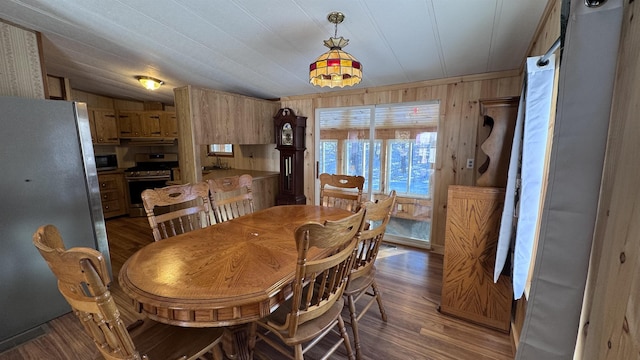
[309,12,362,88]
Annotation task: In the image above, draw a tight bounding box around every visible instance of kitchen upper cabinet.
[141,111,162,137]
[117,110,140,138]
[118,110,177,138]
[175,86,279,145]
[160,112,178,137]
[88,110,97,142]
[89,108,119,144]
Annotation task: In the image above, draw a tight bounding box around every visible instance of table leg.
[221,325,252,360]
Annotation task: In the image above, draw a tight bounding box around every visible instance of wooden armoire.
[439,186,513,332]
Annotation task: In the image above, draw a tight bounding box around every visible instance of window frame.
[207,144,234,157]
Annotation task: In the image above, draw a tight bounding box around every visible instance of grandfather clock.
[274,108,307,205]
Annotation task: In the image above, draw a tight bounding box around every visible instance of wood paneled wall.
[523,0,562,71]
[70,89,146,110]
[577,0,640,358]
[281,71,522,252]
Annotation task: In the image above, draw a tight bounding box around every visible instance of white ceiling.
[1,1,548,104]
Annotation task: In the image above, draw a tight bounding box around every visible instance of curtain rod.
[537,37,561,67]
[537,0,606,67]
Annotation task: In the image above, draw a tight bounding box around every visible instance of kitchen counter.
[168,169,280,210]
[96,168,125,175]
[202,169,279,181]
[205,169,279,211]
[169,168,279,185]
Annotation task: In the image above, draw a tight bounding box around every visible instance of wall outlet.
[466,158,474,169]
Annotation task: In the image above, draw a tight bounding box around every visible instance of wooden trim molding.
[281,69,521,101]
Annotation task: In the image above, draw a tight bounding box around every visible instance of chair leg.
[212,344,223,360]
[347,294,362,360]
[337,314,355,360]
[247,322,257,357]
[294,344,304,360]
[371,280,387,322]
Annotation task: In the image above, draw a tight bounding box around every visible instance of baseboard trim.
[0,325,48,353]
[383,234,431,250]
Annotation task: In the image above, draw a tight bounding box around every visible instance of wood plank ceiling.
[0,1,548,103]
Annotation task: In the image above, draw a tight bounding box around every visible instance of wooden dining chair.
[344,190,396,360]
[141,182,213,241]
[319,173,365,212]
[32,224,224,360]
[248,208,366,360]
[207,174,254,223]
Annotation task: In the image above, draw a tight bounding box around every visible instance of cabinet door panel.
[117,111,133,137]
[130,112,143,137]
[88,110,97,143]
[98,173,127,218]
[117,111,143,137]
[160,112,178,137]
[93,110,119,143]
[142,112,162,137]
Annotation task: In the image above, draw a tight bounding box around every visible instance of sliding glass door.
[315,102,439,248]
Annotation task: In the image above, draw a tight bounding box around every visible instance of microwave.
[95,154,118,171]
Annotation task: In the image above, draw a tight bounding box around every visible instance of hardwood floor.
[0,216,513,360]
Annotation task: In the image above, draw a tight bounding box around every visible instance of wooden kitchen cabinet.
[117,110,177,138]
[98,172,127,218]
[140,111,162,137]
[175,86,279,144]
[117,110,141,138]
[88,110,97,142]
[88,108,119,144]
[440,185,512,332]
[160,111,178,137]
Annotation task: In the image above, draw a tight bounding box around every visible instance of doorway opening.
[315,101,439,249]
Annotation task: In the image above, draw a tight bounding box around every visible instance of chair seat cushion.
[260,297,346,345]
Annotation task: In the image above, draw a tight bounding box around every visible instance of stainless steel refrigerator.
[0,96,111,348]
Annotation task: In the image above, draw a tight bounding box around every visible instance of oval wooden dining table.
[119,204,353,359]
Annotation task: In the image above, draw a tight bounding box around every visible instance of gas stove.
[124,167,173,179]
[125,153,179,217]
[125,153,178,179]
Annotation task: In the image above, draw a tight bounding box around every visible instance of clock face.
[282,122,293,146]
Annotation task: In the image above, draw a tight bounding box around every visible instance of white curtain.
[494,55,556,299]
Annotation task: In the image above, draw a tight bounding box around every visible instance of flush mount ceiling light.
[136,76,164,90]
[309,11,362,88]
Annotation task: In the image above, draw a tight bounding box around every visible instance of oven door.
[126,177,170,217]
